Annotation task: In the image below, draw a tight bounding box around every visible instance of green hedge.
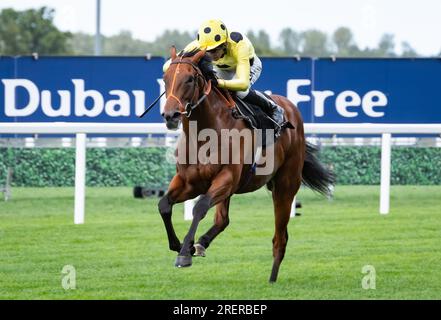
[0,147,174,187]
[320,147,441,185]
[1,147,440,186]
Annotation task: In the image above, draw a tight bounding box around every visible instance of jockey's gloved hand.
[204,73,218,86]
[210,76,219,87]
[199,58,219,86]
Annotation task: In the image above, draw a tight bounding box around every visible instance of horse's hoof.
[193,243,206,257]
[175,255,192,268]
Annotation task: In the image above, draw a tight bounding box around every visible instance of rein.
[168,59,212,118]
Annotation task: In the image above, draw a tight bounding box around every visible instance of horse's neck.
[178,89,248,167]
[182,89,233,135]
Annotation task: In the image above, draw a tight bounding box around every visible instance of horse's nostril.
[163,111,180,122]
[172,112,181,119]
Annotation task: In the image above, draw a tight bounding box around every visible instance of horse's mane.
[179,49,217,82]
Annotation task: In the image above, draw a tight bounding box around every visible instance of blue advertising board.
[1,56,441,125]
[1,56,164,124]
[311,58,441,124]
[0,57,16,121]
[256,58,314,123]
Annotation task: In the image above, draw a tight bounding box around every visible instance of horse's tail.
[302,142,335,196]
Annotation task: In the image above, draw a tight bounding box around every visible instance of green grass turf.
[0,186,440,299]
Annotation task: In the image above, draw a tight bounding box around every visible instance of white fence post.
[184,197,199,221]
[184,199,194,221]
[290,196,296,218]
[380,133,392,214]
[74,133,86,224]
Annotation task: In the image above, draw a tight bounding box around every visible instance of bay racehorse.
[157,47,334,282]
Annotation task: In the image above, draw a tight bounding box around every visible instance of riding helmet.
[197,19,228,50]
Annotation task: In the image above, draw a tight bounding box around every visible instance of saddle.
[231,96,278,147]
[232,96,295,149]
[213,87,293,147]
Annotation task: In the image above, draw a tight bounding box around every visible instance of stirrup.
[272,105,285,125]
[265,114,282,138]
[274,126,282,139]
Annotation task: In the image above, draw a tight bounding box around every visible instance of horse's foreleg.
[158,175,195,253]
[175,169,234,267]
[194,197,231,256]
[158,194,181,253]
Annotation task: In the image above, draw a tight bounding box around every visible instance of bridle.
[167,57,212,118]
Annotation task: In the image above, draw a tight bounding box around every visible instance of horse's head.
[162,47,209,130]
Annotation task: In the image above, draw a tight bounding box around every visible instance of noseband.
[168,58,212,118]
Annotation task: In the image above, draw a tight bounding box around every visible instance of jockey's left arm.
[217,42,251,91]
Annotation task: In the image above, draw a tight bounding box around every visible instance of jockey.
[163,19,284,126]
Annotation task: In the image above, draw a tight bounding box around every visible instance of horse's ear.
[170,46,177,60]
[192,49,206,63]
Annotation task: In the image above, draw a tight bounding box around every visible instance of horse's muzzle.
[162,111,181,130]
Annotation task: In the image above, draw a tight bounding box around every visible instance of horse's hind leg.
[269,171,302,283]
[158,174,196,253]
[194,197,231,257]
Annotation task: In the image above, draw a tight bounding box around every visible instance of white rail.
[1,122,441,134]
[1,122,440,223]
[0,122,178,135]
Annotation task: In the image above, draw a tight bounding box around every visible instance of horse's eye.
[186,76,194,83]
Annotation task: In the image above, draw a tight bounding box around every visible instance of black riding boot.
[242,89,284,126]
